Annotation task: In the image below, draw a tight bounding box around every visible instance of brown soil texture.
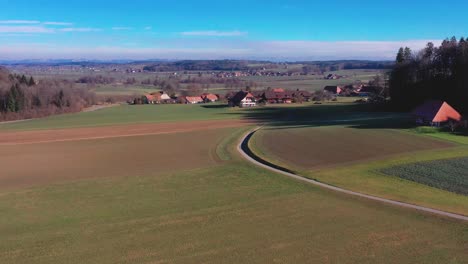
[0,121,248,191]
[0,119,250,145]
[254,127,455,170]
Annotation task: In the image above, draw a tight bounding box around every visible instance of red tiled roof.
[145,94,157,101]
[185,96,204,103]
[413,100,462,123]
[201,93,218,101]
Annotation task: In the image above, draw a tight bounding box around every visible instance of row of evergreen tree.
[0,74,35,113]
[389,37,468,113]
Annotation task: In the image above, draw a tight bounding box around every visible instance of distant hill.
[0,59,393,71]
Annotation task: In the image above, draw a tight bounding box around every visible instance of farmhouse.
[229,91,257,107]
[325,74,339,80]
[413,100,462,126]
[263,89,294,104]
[143,92,172,104]
[201,93,219,102]
[182,96,204,104]
[358,86,383,96]
[324,86,342,95]
[144,94,157,104]
[250,88,312,104]
[293,90,312,102]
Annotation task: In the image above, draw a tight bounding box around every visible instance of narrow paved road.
[237,127,468,222]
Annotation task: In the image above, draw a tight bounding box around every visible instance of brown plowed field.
[0,119,250,145]
[252,126,455,170]
[0,120,249,191]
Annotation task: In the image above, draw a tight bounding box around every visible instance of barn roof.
[413,100,462,123]
[201,93,218,101]
[185,96,204,102]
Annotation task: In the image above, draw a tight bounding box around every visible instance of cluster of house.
[134,91,220,105]
[227,88,312,107]
[323,85,383,97]
[324,73,345,80]
[212,70,311,78]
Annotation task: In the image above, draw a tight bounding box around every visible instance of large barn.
[413,100,462,126]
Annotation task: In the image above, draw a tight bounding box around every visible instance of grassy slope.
[0,99,366,132]
[250,127,468,215]
[0,104,243,131]
[0,127,467,263]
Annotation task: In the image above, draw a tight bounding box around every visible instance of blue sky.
[1,0,467,60]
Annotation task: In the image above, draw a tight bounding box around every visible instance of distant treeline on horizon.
[1,59,394,72]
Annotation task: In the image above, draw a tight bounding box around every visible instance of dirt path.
[238,127,468,222]
[0,119,251,145]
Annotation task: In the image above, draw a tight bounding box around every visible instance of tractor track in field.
[238,127,468,222]
[0,120,251,145]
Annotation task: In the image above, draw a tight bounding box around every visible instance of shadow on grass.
[201,104,230,109]
[224,103,418,130]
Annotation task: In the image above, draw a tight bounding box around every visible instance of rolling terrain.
[0,102,466,263]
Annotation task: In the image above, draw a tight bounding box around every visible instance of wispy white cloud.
[0,20,41,24]
[112,27,132,31]
[0,33,38,37]
[59,27,101,32]
[0,25,54,33]
[180,30,248,37]
[144,26,152,30]
[43,22,74,26]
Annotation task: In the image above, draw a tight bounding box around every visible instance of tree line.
[389,37,468,113]
[0,67,97,121]
[143,60,251,72]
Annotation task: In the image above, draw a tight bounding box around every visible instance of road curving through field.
[237,127,468,222]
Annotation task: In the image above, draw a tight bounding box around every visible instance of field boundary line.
[237,127,468,222]
[0,123,247,146]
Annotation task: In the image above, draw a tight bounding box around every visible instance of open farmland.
[0,104,244,131]
[250,126,454,170]
[250,117,468,215]
[381,157,468,195]
[0,122,467,263]
[241,69,384,91]
[0,124,248,191]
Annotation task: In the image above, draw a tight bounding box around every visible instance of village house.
[229,91,257,107]
[201,93,219,103]
[413,100,462,127]
[293,90,312,102]
[181,96,204,104]
[357,86,384,97]
[263,89,294,104]
[143,91,173,104]
[325,74,341,80]
[252,88,312,104]
[324,86,343,95]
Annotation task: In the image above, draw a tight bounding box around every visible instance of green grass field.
[241,69,384,91]
[0,125,467,263]
[0,104,243,131]
[0,99,377,131]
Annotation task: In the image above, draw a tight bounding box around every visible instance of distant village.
[131,84,383,108]
[130,84,467,131]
